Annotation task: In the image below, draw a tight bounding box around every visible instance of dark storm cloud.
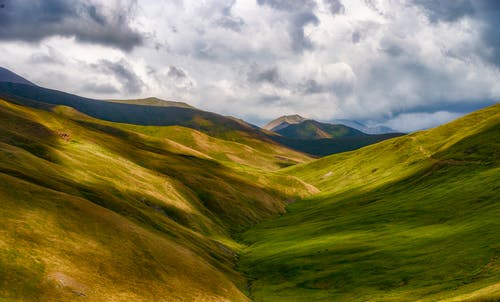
[475,1,500,67]
[0,0,143,51]
[93,59,144,94]
[413,0,500,67]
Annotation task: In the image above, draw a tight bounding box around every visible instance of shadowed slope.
[274,120,366,140]
[0,98,316,301]
[0,82,311,169]
[239,104,500,301]
[0,67,36,86]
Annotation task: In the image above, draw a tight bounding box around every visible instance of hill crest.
[0,66,36,86]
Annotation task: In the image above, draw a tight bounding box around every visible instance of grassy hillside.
[239,104,500,301]
[1,73,498,301]
[106,97,194,108]
[0,83,403,158]
[0,97,316,301]
[0,82,267,142]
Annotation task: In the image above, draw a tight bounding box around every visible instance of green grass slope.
[106,97,194,108]
[239,104,500,301]
[0,98,316,301]
[0,82,402,158]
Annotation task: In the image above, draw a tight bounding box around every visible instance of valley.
[0,68,498,301]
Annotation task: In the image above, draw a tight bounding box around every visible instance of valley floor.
[238,104,500,301]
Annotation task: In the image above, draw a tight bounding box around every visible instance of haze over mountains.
[0,65,499,302]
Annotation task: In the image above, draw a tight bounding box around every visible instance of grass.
[239,103,500,301]
[0,98,315,301]
[0,89,498,301]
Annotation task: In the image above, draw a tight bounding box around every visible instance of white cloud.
[0,0,498,131]
[383,111,463,133]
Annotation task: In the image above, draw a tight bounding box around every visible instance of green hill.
[106,97,194,109]
[0,69,498,301]
[0,78,401,157]
[0,97,317,301]
[239,103,500,301]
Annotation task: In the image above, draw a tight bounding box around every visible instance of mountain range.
[264,114,396,136]
[0,67,402,157]
[0,66,498,301]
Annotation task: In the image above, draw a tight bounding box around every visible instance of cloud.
[256,0,316,11]
[324,0,345,15]
[165,66,195,89]
[0,0,143,50]
[82,82,119,94]
[257,0,319,52]
[215,2,245,32]
[412,0,475,23]
[383,111,462,132]
[412,0,500,68]
[92,59,144,94]
[0,0,499,131]
[247,65,283,86]
[28,45,64,65]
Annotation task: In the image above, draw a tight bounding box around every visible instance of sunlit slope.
[0,82,311,169]
[53,106,310,171]
[106,97,194,108]
[289,103,500,193]
[240,104,500,301]
[0,98,315,301]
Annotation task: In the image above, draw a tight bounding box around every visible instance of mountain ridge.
[0,65,498,301]
[0,66,36,86]
[265,114,398,135]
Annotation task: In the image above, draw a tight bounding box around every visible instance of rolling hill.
[0,81,312,168]
[0,66,402,158]
[239,103,500,301]
[0,96,318,301]
[0,65,498,301]
[106,97,194,108]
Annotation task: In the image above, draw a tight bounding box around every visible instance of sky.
[0,0,499,131]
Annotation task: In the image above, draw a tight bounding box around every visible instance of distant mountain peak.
[263,114,309,131]
[0,66,36,86]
